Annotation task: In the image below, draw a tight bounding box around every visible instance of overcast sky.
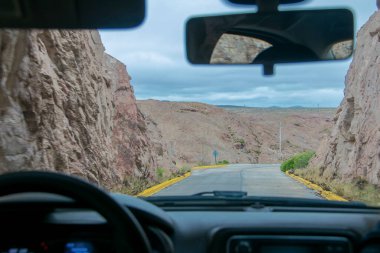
[100,0,376,107]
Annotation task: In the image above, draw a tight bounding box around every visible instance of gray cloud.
[100,0,375,107]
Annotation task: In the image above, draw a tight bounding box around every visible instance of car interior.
[0,0,380,253]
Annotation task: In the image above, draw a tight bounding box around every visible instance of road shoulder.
[285,171,347,201]
[137,165,227,197]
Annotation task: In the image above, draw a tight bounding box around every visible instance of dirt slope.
[138,100,335,166]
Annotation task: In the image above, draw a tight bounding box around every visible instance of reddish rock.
[0,30,167,189]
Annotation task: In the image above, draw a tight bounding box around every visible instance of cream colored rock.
[309,11,380,185]
[210,34,272,64]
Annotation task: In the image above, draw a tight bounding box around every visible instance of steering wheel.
[0,171,151,253]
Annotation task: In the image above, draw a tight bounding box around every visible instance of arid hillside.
[138,100,335,166]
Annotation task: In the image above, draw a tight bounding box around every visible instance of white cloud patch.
[126,52,175,66]
[141,87,343,107]
[100,0,374,107]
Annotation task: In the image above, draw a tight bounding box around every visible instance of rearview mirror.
[186,9,354,74]
[225,0,307,5]
[0,0,145,29]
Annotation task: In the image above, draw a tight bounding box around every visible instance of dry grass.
[294,167,380,206]
[116,166,192,195]
[118,177,155,195]
[171,166,191,177]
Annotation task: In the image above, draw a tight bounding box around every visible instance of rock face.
[210,34,271,64]
[0,30,166,189]
[309,11,380,186]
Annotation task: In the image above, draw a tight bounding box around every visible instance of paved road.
[155,164,320,198]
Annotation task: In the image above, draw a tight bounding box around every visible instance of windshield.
[0,0,379,206]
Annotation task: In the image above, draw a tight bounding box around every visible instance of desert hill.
[138,100,335,166]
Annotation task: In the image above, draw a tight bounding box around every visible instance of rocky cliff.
[308,11,380,186]
[0,30,168,189]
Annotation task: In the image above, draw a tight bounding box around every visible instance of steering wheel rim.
[0,171,151,253]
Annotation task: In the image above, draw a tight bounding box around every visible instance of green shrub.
[280,151,315,172]
[217,160,229,165]
[294,151,315,169]
[156,167,165,178]
[280,158,295,172]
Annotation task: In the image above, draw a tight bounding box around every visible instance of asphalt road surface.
[155,164,320,198]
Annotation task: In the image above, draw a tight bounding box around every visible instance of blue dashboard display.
[65,242,94,253]
[2,249,31,253]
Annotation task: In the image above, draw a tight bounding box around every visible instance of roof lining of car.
[0,0,145,29]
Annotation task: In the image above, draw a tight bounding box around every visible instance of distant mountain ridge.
[217,105,335,109]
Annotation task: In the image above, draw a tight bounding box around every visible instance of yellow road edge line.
[136,165,227,197]
[137,172,191,197]
[192,164,227,170]
[285,171,347,202]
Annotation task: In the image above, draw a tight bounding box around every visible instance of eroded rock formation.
[309,11,380,186]
[0,30,168,189]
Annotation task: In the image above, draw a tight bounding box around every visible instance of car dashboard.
[1,193,380,253]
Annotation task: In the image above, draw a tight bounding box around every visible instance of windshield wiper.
[193,191,247,198]
[146,195,377,210]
